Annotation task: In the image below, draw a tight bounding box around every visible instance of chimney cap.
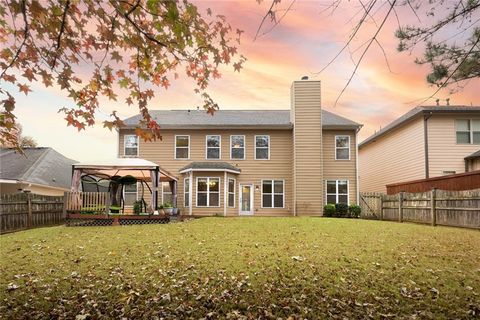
[301,76,309,80]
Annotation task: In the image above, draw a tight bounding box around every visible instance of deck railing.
[64,192,110,214]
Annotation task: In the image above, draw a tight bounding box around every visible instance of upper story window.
[326,180,349,204]
[456,119,480,144]
[206,135,221,159]
[255,135,270,160]
[124,135,138,156]
[230,135,245,160]
[175,135,190,159]
[261,179,284,208]
[335,135,350,160]
[197,177,220,207]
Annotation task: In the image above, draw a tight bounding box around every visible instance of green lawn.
[1,218,479,319]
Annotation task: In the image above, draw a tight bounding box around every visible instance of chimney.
[291,79,323,216]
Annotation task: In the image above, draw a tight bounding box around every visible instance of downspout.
[423,112,432,179]
[355,126,362,204]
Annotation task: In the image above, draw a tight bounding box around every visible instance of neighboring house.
[118,80,362,216]
[0,147,76,196]
[359,106,480,193]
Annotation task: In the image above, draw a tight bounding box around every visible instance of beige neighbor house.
[359,106,480,193]
[117,80,362,216]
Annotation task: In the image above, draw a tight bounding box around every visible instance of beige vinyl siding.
[427,114,480,177]
[323,130,358,204]
[292,81,323,215]
[472,159,480,171]
[120,129,293,216]
[359,117,425,193]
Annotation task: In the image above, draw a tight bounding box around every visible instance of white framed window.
[124,135,138,156]
[326,180,349,204]
[196,177,220,207]
[123,183,138,206]
[230,135,245,159]
[206,135,221,159]
[456,119,480,144]
[261,179,284,208]
[175,135,190,159]
[162,182,172,205]
[255,135,270,160]
[228,178,235,208]
[184,178,190,207]
[335,135,350,160]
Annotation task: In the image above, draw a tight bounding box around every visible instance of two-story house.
[359,105,480,193]
[118,80,362,216]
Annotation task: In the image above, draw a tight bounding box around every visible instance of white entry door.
[239,184,254,215]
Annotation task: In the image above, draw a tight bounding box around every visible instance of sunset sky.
[9,0,480,162]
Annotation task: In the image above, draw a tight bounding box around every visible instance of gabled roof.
[179,161,241,174]
[0,147,77,189]
[465,149,480,160]
[359,105,480,148]
[122,109,361,130]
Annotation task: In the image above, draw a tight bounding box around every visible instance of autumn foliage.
[0,0,246,148]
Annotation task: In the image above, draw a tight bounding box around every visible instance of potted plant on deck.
[163,202,173,215]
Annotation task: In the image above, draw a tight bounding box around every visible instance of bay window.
[196,177,220,207]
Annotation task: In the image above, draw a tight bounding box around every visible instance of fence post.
[26,192,33,228]
[62,192,68,218]
[379,194,384,220]
[398,192,404,223]
[105,192,110,216]
[431,188,436,226]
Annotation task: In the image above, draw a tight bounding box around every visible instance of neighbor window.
[184,178,190,207]
[162,182,172,205]
[123,183,138,206]
[230,135,245,159]
[335,136,350,160]
[255,135,270,160]
[206,135,221,159]
[456,119,480,144]
[326,180,349,204]
[196,177,220,207]
[262,180,284,208]
[124,135,138,156]
[228,178,235,207]
[175,135,190,159]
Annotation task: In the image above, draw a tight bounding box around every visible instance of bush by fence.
[359,189,480,229]
[0,193,64,234]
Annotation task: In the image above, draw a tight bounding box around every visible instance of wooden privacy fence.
[359,189,480,229]
[0,193,64,234]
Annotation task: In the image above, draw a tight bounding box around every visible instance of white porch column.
[189,172,193,216]
[223,171,227,216]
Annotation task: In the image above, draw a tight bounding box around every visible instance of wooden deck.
[66,213,171,226]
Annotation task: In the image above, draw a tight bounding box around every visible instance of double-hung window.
[261,180,284,208]
[162,182,172,205]
[175,135,190,159]
[335,136,350,160]
[255,135,270,160]
[326,180,349,204]
[124,135,138,156]
[196,177,220,207]
[206,135,221,159]
[456,119,480,144]
[184,178,190,207]
[228,178,235,207]
[230,135,245,159]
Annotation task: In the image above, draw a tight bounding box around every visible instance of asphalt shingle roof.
[179,162,241,173]
[122,109,361,129]
[465,149,480,160]
[359,105,480,148]
[0,147,77,189]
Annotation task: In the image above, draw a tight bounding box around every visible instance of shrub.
[323,204,336,217]
[335,203,349,217]
[349,204,361,218]
[133,200,143,214]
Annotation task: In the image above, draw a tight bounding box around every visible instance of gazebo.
[65,158,177,220]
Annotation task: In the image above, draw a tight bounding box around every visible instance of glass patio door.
[239,184,254,215]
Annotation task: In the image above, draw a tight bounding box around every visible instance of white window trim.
[228,178,236,208]
[455,119,480,145]
[230,135,246,160]
[260,179,285,209]
[254,135,270,160]
[161,182,173,205]
[123,182,139,207]
[174,135,190,160]
[196,177,221,208]
[206,135,221,160]
[325,180,350,205]
[184,178,190,207]
[335,135,351,160]
[124,134,139,157]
